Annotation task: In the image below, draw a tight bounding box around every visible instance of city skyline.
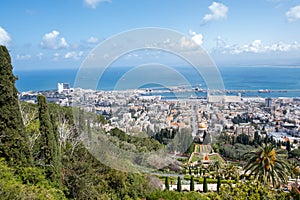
[1,0,300,70]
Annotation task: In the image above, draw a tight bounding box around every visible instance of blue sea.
[14,66,300,98]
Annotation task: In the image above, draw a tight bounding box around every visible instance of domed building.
[194,122,208,143]
[198,122,207,131]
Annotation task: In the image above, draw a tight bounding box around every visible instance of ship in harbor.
[258,89,271,93]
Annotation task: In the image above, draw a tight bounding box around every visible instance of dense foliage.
[0,46,32,166]
[37,95,61,184]
[218,179,290,200]
[244,143,290,187]
[0,45,295,199]
[0,46,157,199]
[0,158,66,200]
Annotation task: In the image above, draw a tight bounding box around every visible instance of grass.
[189,153,225,164]
[194,144,212,154]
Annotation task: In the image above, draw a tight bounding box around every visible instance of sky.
[1,0,300,70]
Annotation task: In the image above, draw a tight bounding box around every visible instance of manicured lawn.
[189,153,225,164]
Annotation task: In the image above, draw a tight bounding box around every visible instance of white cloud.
[40,30,69,49]
[179,37,196,48]
[16,54,31,60]
[87,36,99,44]
[0,26,11,46]
[286,5,300,22]
[53,53,60,61]
[144,35,203,53]
[37,53,43,60]
[189,30,203,46]
[203,2,228,22]
[64,51,84,60]
[84,0,111,9]
[216,37,300,55]
[248,40,264,53]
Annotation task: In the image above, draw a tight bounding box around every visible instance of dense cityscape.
[17,82,300,195]
[2,0,300,199]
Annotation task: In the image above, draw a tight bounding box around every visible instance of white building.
[58,83,73,94]
[207,93,241,103]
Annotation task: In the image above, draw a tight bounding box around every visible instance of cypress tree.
[0,45,32,166]
[190,176,194,191]
[87,119,92,147]
[165,177,169,191]
[37,95,60,183]
[203,176,208,192]
[177,176,182,192]
[50,113,59,145]
[78,108,85,132]
[50,113,62,185]
[217,175,221,192]
[286,140,291,152]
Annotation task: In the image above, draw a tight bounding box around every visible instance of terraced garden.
[194,144,213,154]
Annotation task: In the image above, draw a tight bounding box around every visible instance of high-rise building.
[58,83,72,94]
[265,97,272,108]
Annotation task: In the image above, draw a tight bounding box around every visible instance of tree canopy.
[243,143,290,187]
[0,45,32,166]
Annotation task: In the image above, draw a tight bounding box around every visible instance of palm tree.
[290,159,299,182]
[243,143,290,187]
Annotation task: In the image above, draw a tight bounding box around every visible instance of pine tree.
[37,95,60,183]
[177,176,182,192]
[0,45,32,166]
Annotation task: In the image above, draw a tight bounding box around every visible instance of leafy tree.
[185,142,195,155]
[176,128,193,153]
[37,95,61,183]
[236,133,250,145]
[254,131,261,145]
[97,115,107,124]
[243,143,290,187]
[0,45,32,166]
[219,179,290,200]
[0,158,66,199]
[146,190,212,200]
[223,165,239,181]
[214,161,222,174]
[177,176,182,192]
[154,128,176,145]
[289,148,300,160]
[61,137,153,199]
